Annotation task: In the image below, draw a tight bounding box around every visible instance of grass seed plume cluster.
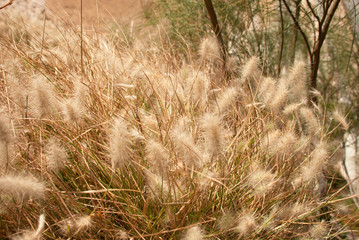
[0,6,354,239]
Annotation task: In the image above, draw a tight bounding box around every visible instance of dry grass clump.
[0,8,354,240]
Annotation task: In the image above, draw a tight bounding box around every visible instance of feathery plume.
[332,109,349,131]
[109,117,132,169]
[218,211,236,231]
[199,37,221,62]
[277,202,307,221]
[258,77,276,106]
[45,138,67,171]
[295,135,311,151]
[30,76,57,118]
[7,75,28,116]
[299,107,320,135]
[146,171,170,200]
[309,221,328,239]
[235,210,257,236]
[62,80,88,122]
[261,205,280,230]
[241,56,260,83]
[141,112,159,133]
[195,168,217,191]
[183,226,204,240]
[215,87,237,114]
[171,122,205,168]
[0,175,45,201]
[283,102,304,115]
[12,214,45,240]
[268,78,288,112]
[276,130,298,155]
[60,215,92,236]
[192,71,210,107]
[62,98,85,122]
[200,113,229,157]
[287,61,308,102]
[116,230,130,239]
[295,141,328,186]
[247,167,278,196]
[262,129,297,155]
[73,79,88,105]
[146,139,169,175]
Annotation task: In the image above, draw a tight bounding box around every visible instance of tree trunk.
[203,0,227,66]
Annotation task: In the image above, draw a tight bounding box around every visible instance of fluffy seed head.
[236,210,257,236]
[200,113,229,157]
[191,71,210,107]
[62,98,85,122]
[183,226,204,240]
[60,215,92,236]
[12,214,45,240]
[287,61,307,102]
[276,130,298,155]
[145,139,169,175]
[332,109,349,131]
[146,171,170,200]
[268,78,288,112]
[171,123,205,168]
[195,168,218,191]
[116,230,130,239]
[277,202,307,220]
[109,117,132,169]
[283,102,303,115]
[241,56,260,83]
[215,87,237,114]
[310,221,328,239]
[73,79,88,105]
[218,211,236,231]
[199,37,221,62]
[30,76,57,118]
[0,175,45,201]
[261,130,281,154]
[247,168,278,196]
[294,143,328,187]
[300,107,320,135]
[258,77,276,106]
[45,138,67,171]
[262,130,297,156]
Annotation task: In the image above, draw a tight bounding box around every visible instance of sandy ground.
[45,0,148,31]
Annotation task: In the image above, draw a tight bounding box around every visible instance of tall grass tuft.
[0,8,354,239]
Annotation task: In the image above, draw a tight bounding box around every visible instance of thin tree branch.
[277,0,284,77]
[306,0,321,23]
[290,0,302,64]
[203,0,227,65]
[282,0,313,58]
[0,0,13,10]
[322,0,341,38]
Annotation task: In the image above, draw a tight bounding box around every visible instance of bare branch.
[306,0,321,23]
[0,0,13,10]
[203,0,226,56]
[282,0,313,57]
[203,0,227,73]
[322,0,341,38]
